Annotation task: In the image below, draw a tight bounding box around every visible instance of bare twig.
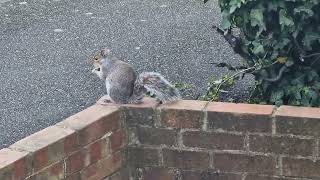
[302,53,320,58]
[263,65,287,82]
[213,66,257,98]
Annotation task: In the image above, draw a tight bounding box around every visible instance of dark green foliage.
[206,0,320,106]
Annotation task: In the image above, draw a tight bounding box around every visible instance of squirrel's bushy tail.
[137,72,181,103]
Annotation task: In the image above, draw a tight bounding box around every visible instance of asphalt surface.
[0,0,253,148]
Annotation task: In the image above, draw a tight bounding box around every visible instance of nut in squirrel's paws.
[97,95,113,105]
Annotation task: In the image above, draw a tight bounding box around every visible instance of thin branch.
[213,66,257,98]
[302,53,320,58]
[263,65,287,82]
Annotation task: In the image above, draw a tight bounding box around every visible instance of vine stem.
[213,66,257,98]
[302,52,320,58]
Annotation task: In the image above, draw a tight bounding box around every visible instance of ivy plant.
[204,0,320,106]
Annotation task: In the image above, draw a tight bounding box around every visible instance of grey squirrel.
[91,48,181,104]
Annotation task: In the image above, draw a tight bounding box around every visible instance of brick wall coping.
[1,97,320,179]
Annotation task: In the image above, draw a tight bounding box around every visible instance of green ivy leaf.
[221,10,232,29]
[250,8,266,30]
[252,41,265,54]
[270,90,284,104]
[279,9,294,28]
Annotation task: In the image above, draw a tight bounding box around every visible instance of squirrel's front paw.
[97,95,114,105]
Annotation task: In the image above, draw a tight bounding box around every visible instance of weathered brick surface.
[137,126,177,146]
[182,131,245,150]
[122,97,159,126]
[65,172,81,180]
[107,168,130,180]
[245,175,297,180]
[142,167,175,180]
[126,146,160,167]
[66,150,85,175]
[276,106,320,136]
[10,126,75,172]
[57,105,120,146]
[88,140,103,165]
[110,130,125,152]
[250,134,315,156]
[64,132,79,155]
[163,148,210,170]
[207,102,273,133]
[213,153,276,175]
[0,148,31,180]
[28,161,64,180]
[282,157,320,178]
[80,152,122,180]
[71,138,110,171]
[139,168,243,180]
[181,170,242,180]
[159,100,207,129]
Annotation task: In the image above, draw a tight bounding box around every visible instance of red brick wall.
[1,98,320,180]
[0,105,125,180]
[125,99,320,180]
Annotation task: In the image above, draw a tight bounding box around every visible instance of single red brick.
[208,102,274,115]
[64,132,79,155]
[142,167,175,180]
[163,148,210,170]
[283,157,320,178]
[14,158,27,179]
[207,102,273,133]
[66,150,85,175]
[0,148,31,179]
[137,126,177,146]
[182,130,244,150]
[126,146,160,167]
[34,148,49,172]
[159,100,208,129]
[89,140,102,164]
[213,152,276,175]
[250,134,315,156]
[110,130,125,152]
[276,106,320,119]
[276,106,320,136]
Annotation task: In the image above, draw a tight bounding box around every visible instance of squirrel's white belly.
[105,79,112,95]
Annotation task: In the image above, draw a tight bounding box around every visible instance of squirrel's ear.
[100,48,111,57]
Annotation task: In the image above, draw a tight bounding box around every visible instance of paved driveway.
[0,0,252,148]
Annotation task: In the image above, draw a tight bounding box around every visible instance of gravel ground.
[0,0,253,148]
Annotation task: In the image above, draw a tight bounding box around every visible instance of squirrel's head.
[91,48,111,79]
